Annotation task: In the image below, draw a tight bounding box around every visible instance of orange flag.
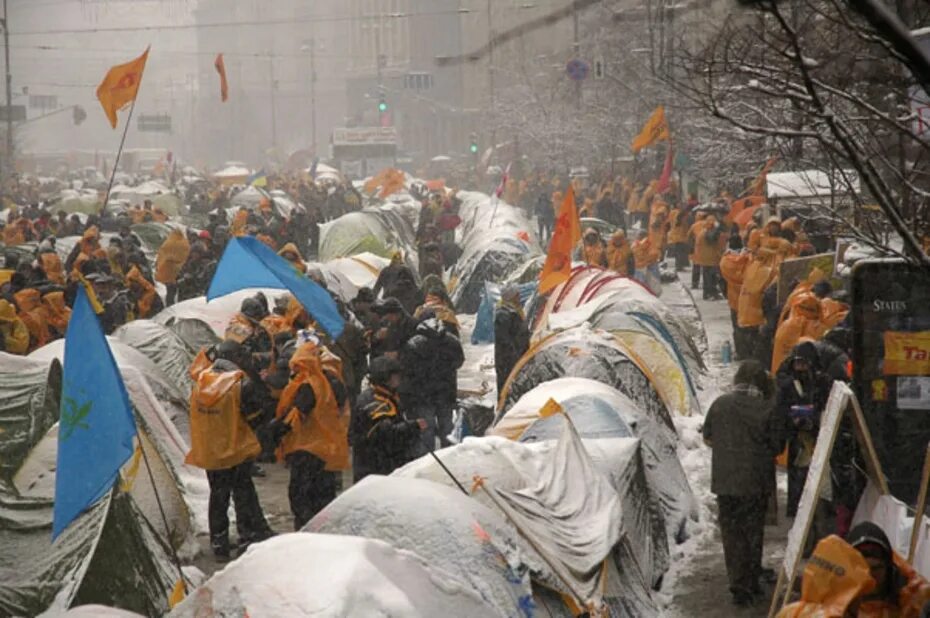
[215,53,229,102]
[96,47,150,129]
[539,186,581,295]
[744,156,778,197]
[631,105,670,153]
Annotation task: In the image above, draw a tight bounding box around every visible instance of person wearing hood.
[776,340,833,518]
[155,228,191,306]
[606,229,635,277]
[271,332,349,529]
[38,240,65,285]
[772,293,828,374]
[776,534,879,617]
[845,522,930,617]
[494,284,530,397]
[667,205,691,271]
[703,360,783,606]
[372,251,423,315]
[185,341,274,559]
[67,226,105,281]
[125,261,163,320]
[225,296,274,366]
[277,242,307,274]
[0,298,29,354]
[371,296,419,361]
[693,214,727,300]
[688,211,708,289]
[349,356,426,482]
[42,290,71,339]
[14,287,50,351]
[720,250,752,360]
[401,315,465,453]
[582,227,608,268]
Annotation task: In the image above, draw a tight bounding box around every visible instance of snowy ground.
[658,269,791,617]
[191,266,790,617]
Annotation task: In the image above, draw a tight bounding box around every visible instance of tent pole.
[136,437,188,595]
[429,451,469,496]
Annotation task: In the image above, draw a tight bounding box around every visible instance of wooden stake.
[908,442,930,563]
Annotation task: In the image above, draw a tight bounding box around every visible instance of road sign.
[137,113,171,133]
[566,59,589,82]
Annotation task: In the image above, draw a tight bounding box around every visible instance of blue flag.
[53,286,137,539]
[208,236,345,340]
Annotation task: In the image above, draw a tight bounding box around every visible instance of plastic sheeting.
[169,534,500,618]
[395,433,668,600]
[114,320,201,398]
[304,476,536,617]
[318,205,419,267]
[499,326,676,431]
[449,191,541,313]
[492,377,696,543]
[0,355,61,485]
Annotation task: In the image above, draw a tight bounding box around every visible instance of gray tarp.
[114,320,201,399]
[449,192,542,313]
[493,377,696,544]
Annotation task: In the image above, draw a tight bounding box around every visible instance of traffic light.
[378,96,388,113]
[469,133,478,155]
[72,105,86,126]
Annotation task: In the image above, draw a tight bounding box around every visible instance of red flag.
[495,163,512,199]
[656,146,674,194]
[214,53,229,102]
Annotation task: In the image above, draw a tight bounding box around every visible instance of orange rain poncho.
[606,231,634,277]
[155,229,190,285]
[776,535,875,618]
[0,299,29,355]
[771,293,828,373]
[277,242,307,274]
[185,359,261,471]
[14,288,50,351]
[738,249,779,328]
[39,251,65,285]
[42,291,71,336]
[719,252,750,312]
[275,342,349,471]
[692,218,726,267]
[125,265,159,319]
[632,236,660,270]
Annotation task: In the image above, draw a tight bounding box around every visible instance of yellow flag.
[168,578,187,609]
[119,443,143,492]
[538,398,564,418]
[631,106,670,153]
[96,47,150,129]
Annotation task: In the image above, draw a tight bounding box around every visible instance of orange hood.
[14,288,42,312]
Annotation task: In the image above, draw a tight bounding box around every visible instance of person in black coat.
[371,297,419,361]
[400,316,465,453]
[703,360,783,606]
[348,357,425,482]
[372,253,423,315]
[775,340,833,518]
[494,285,530,397]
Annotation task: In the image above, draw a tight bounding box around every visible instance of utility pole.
[309,38,317,154]
[2,0,12,185]
[269,54,278,151]
[486,0,496,154]
[572,2,581,107]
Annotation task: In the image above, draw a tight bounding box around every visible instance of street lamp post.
[1,0,12,185]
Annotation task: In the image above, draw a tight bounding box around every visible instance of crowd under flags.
[214,53,229,102]
[96,47,150,129]
[52,285,137,539]
[631,105,671,154]
[539,185,582,295]
[208,236,346,340]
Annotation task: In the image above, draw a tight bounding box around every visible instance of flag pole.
[100,94,140,216]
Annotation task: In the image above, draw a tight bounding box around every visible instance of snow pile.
[168,534,498,618]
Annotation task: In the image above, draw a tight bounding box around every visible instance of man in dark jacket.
[372,252,423,314]
[349,357,425,482]
[400,316,465,453]
[371,297,419,361]
[703,360,783,606]
[494,285,530,396]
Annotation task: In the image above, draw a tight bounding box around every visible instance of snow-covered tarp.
[318,204,419,268]
[449,191,542,313]
[169,533,500,618]
[114,320,201,397]
[304,476,536,617]
[492,377,697,543]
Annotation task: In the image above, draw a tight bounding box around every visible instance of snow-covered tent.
[318,205,419,267]
[0,355,180,617]
[110,181,182,215]
[212,165,250,185]
[169,534,500,618]
[395,433,669,593]
[113,320,203,398]
[229,186,304,220]
[449,191,541,313]
[52,189,100,214]
[304,476,536,616]
[491,377,696,543]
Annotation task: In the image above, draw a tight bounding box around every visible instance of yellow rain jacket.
[14,288,50,351]
[185,361,261,470]
[39,252,65,285]
[776,535,875,618]
[737,249,779,328]
[125,265,159,319]
[42,291,71,337]
[719,252,750,312]
[772,293,827,373]
[607,232,634,277]
[275,342,350,471]
[0,299,29,354]
[155,229,190,285]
